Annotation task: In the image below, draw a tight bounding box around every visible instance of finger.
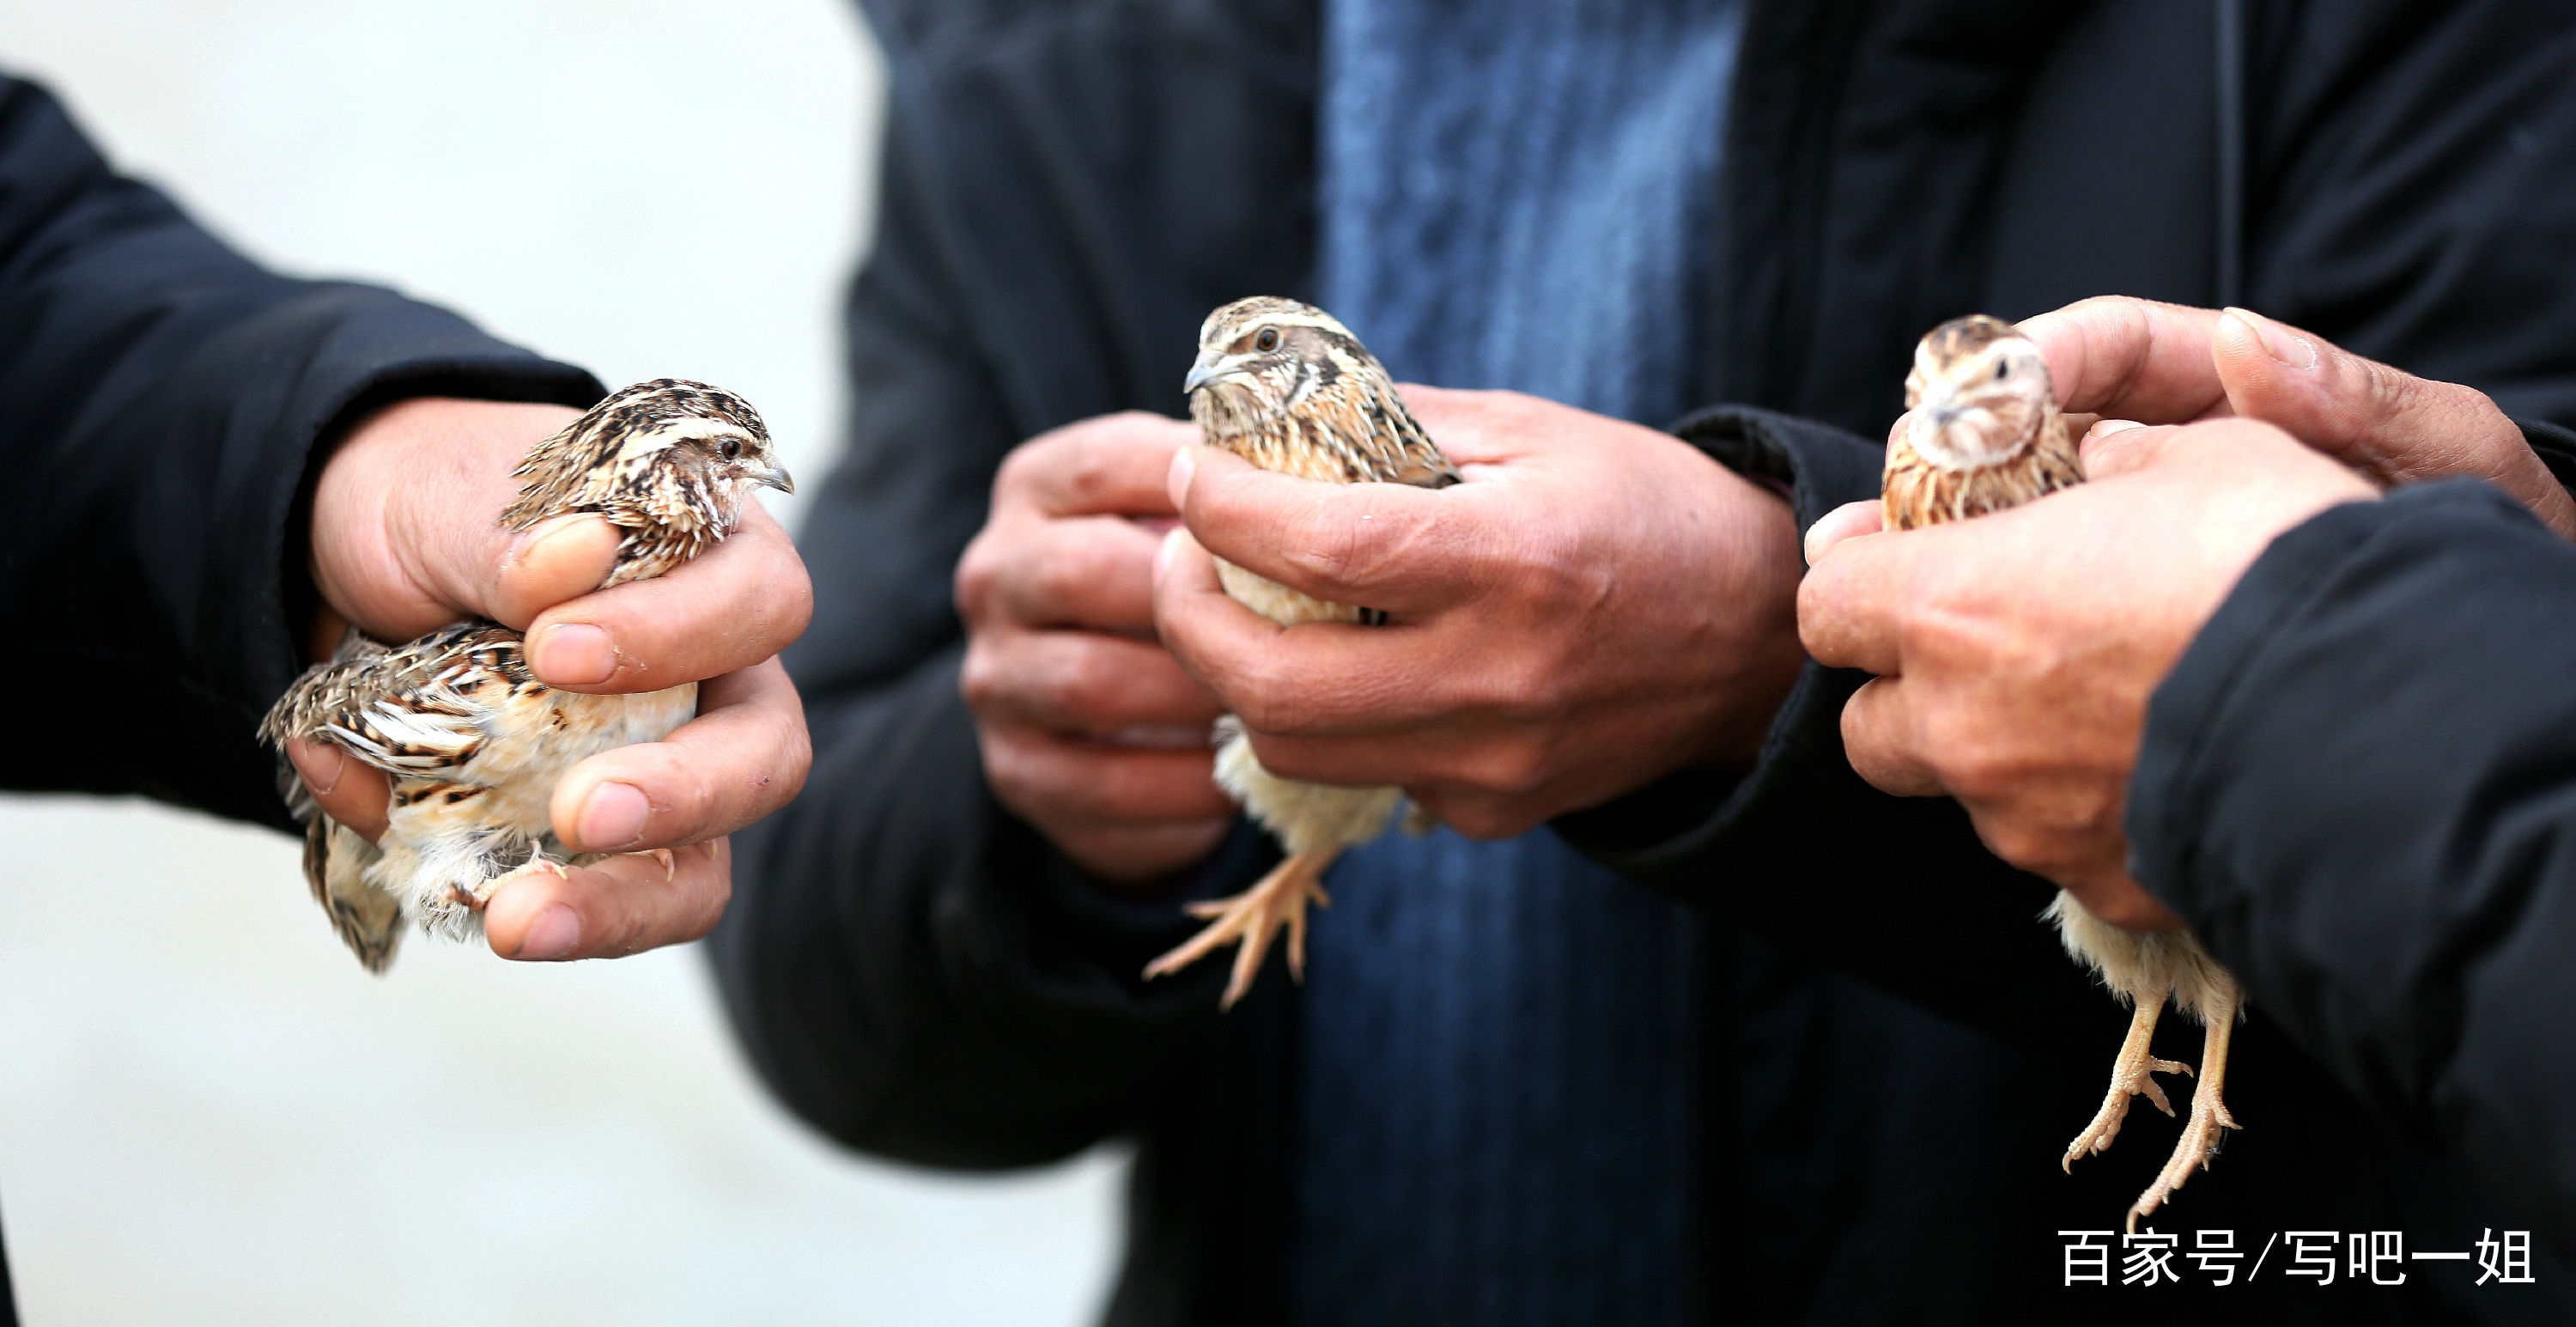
[1154,527,1478,737]
[2076,420,2185,478]
[484,837,732,961]
[1173,443,1479,613]
[979,723,1237,825]
[1001,411,1198,517]
[486,514,623,627]
[522,501,814,693]
[550,658,811,853]
[1793,533,1917,677]
[964,513,1165,633]
[290,738,392,843]
[2212,307,2530,483]
[2059,868,2187,932]
[1804,501,1883,566]
[1049,820,1236,887]
[1839,677,1947,798]
[1400,787,1548,843]
[965,630,1224,736]
[2018,296,2233,423]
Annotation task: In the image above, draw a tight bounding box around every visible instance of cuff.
[1024,816,1278,985]
[2125,482,2515,922]
[2520,417,2576,502]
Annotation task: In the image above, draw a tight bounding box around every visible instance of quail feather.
[1885,314,2244,1231]
[260,380,793,971]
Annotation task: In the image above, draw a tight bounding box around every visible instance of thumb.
[487,514,622,629]
[2213,307,2522,486]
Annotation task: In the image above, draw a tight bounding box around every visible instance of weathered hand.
[956,412,1235,885]
[2023,295,2575,536]
[286,396,814,960]
[1800,417,2377,928]
[1153,385,1805,839]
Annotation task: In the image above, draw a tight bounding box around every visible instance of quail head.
[1885,315,2242,1231]
[1142,297,1459,1007]
[261,379,792,971]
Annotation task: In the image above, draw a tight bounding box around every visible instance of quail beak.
[754,462,796,496]
[1182,359,1220,396]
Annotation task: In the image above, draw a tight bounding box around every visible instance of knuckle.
[1030,527,1125,612]
[1438,802,1528,841]
[1227,671,1315,734]
[954,533,1004,618]
[992,440,1043,501]
[957,639,1012,715]
[976,729,1048,808]
[1463,741,1552,800]
[1977,819,2057,873]
[1032,642,1124,724]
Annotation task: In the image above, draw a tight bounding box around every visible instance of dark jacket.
[0,79,604,825]
[0,76,601,1327]
[2132,474,2576,1257]
[712,1,2576,1321]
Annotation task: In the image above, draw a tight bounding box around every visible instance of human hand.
[2020,295,2574,537]
[284,396,815,960]
[956,412,1235,885]
[1800,417,2377,928]
[1152,385,1806,839]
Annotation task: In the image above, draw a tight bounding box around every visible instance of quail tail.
[1143,849,1338,1008]
[302,813,404,974]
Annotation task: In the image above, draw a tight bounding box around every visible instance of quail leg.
[2127,986,2244,1232]
[1144,849,1338,1008]
[2063,985,2191,1171]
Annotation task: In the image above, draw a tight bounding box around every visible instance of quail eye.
[1254,328,1280,352]
[720,438,744,461]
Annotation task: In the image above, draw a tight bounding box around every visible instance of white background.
[0,4,1123,1324]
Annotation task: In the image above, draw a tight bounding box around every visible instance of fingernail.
[516,904,582,960]
[289,740,346,795]
[2226,307,2317,370]
[1153,526,1187,581]
[2092,419,2147,436]
[532,623,617,685]
[1166,446,1198,508]
[576,781,651,849]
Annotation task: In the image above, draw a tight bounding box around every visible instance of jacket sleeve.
[0,76,604,828]
[1560,0,2576,1040]
[704,64,1255,1169]
[2127,479,2576,1242]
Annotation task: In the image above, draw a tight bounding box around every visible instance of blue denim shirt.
[1296,4,1743,1322]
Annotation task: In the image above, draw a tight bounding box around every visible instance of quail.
[261,379,793,971]
[1142,297,1460,1007]
[1885,314,2243,1231]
